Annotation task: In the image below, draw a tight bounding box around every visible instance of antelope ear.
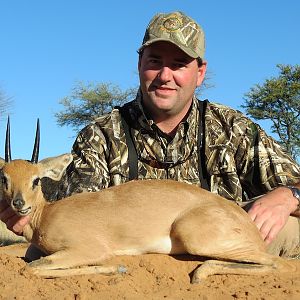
[38,153,73,181]
[0,157,5,168]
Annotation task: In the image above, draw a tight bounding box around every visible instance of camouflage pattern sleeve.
[238,122,300,198]
[205,103,300,203]
[52,122,112,199]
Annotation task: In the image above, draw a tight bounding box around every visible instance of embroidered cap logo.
[162,16,182,31]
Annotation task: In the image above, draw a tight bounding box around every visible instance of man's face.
[138,41,206,121]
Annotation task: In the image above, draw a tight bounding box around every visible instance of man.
[1,11,300,257]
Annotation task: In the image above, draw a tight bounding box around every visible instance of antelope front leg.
[27,250,127,278]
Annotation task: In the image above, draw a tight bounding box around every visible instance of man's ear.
[38,153,73,181]
[196,61,207,87]
[138,55,142,72]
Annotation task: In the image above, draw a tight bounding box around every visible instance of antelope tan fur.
[0,154,296,283]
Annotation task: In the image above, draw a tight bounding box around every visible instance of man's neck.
[155,115,184,137]
[154,102,194,137]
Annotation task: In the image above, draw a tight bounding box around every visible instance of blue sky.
[0,0,299,159]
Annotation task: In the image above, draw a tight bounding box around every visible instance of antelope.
[0,120,296,283]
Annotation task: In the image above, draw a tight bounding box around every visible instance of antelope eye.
[32,177,40,189]
[1,176,8,189]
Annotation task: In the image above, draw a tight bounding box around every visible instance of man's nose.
[157,66,172,82]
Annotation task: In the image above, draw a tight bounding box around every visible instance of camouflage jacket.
[53,93,300,205]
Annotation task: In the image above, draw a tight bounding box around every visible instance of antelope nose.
[12,198,25,209]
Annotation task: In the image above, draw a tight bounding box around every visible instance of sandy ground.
[0,243,299,300]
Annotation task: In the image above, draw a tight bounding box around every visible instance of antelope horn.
[5,116,11,163]
[31,119,40,163]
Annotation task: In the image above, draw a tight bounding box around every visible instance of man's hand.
[248,187,299,245]
[0,200,30,236]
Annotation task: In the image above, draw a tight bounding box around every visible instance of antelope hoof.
[117,265,127,274]
[191,276,201,284]
[28,257,52,268]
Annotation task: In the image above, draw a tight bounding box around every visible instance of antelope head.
[0,119,73,216]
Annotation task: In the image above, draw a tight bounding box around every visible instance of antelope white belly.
[113,237,174,255]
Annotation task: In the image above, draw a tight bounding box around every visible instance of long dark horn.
[5,116,11,162]
[31,119,40,163]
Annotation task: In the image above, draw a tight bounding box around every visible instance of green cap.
[139,11,205,59]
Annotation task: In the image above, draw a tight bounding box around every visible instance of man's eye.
[173,63,186,69]
[32,177,40,189]
[148,58,160,64]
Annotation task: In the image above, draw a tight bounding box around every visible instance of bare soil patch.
[0,243,299,299]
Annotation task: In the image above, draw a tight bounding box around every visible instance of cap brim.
[138,38,200,59]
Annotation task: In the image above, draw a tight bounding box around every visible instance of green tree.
[242,64,300,161]
[55,81,137,132]
[55,72,214,133]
